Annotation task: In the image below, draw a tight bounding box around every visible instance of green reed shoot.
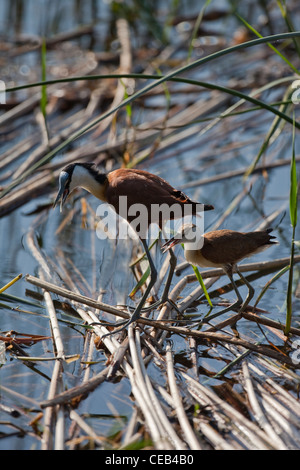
[120,79,132,120]
[254,265,290,308]
[285,115,298,336]
[192,265,213,307]
[187,0,212,61]
[244,86,292,178]
[276,0,300,58]
[236,14,300,75]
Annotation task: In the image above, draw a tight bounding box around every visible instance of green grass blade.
[254,265,290,308]
[244,86,291,178]
[129,237,159,296]
[2,32,300,199]
[289,120,298,228]
[0,273,22,293]
[187,0,212,60]
[285,114,298,336]
[192,265,213,307]
[120,79,132,120]
[6,75,298,128]
[129,265,151,298]
[236,14,300,75]
[276,0,300,58]
[1,76,298,200]
[285,228,296,336]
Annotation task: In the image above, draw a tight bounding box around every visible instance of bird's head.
[53,162,107,212]
[162,223,203,252]
[53,164,74,212]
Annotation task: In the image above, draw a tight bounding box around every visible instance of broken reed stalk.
[25,273,300,367]
[175,254,300,277]
[39,367,110,408]
[181,368,279,450]
[128,327,185,449]
[38,268,65,449]
[165,343,202,450]
[241,361,288,449]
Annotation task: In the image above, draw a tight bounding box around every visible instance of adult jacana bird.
[53,162,214,335]
[162,223,277,316]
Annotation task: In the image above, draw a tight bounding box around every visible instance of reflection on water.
[0,0,106,38]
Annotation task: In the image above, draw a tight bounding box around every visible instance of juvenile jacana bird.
[162,223,277,315]
[53,162,214,334]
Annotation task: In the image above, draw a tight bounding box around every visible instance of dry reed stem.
[37,287,182,449]
[256,384,300,447]
[165,343,202,450]
[0,93,41,126]
[68,409,104,449]
[182,155,300,189]
[242,361,288,449]
[27,232,299,450]
[196,421,236,450]
[128,327,185,449]
[181,370,276,450]
[94,18,133,140]
[175,254,300,277]
[25,272,300,367]
[39,367,110,409]
[38,268,66,449]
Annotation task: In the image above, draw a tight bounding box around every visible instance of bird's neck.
[72,166,108,202]
[82,178,107,201]
[183,238,203,252]
[183,240,208,268]
[184,244,199,257]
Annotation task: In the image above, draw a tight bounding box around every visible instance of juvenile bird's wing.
[201,230,275,265]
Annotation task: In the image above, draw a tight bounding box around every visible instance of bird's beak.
[203,204,214,211]
[161,236,181,253]
[53,172,69,213]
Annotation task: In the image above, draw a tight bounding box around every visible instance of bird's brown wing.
[106,168,199,225]
[201,229,274,265]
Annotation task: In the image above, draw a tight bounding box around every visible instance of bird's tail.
[172,189,214,212]
[265,228,278,245]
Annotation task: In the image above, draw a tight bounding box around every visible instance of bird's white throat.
[181,234,204,253]
[72,165,106,201]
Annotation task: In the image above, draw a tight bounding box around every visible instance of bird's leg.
[142,244,178,312]
[235,267,255,312]
[100,238,158,337]
[160,246,177,304]
[201,267,243,321]
[180,266,245,326]
[226,269,243,308]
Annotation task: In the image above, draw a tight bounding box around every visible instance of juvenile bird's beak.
[161,236,181,253]
[53,172,69,212]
